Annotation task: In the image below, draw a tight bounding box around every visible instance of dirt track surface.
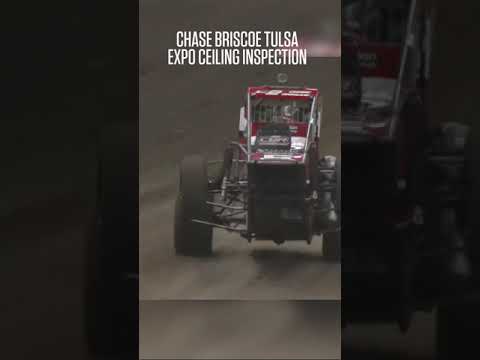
[140,300,341,359]
[140,0,341,301]
[139,301,436,360]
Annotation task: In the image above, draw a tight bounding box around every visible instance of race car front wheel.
[174,155,213,256]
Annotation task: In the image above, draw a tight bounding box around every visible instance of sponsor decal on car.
[257,135,290,146]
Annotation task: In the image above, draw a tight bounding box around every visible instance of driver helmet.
[282,102,298,121]
[283,104,294,117]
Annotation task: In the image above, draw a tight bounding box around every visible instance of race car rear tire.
[322,231,341,261]
[174,155,213,256]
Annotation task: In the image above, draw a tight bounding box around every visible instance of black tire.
[322,230,341,261]
[174,155,213,256]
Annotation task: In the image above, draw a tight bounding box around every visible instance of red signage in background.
[354,43,402,79]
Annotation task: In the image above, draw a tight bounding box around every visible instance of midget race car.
[342,0,479,358]
[174,74,341,260]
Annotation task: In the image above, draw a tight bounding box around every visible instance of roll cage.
[239,86,322,164]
